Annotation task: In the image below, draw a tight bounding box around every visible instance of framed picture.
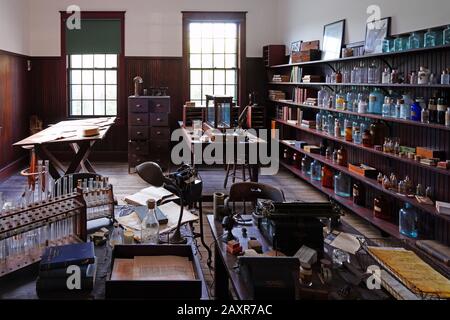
[322,19,345,60]
[364,17,391,54]
[289,40,301,63]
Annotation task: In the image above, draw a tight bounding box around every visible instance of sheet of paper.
[158,201,199,234]
[117,212,143,231]
[132,256,196,281]
[124,186,178,206]
[329,232,361,255]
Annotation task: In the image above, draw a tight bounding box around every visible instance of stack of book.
[290,66,303,83]
[302,75,322,83]
[292,87,317,104]
[272,74,290,82]
[268,90,286,101]
[37,242,97,295]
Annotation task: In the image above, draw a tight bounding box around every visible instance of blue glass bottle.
[310,160,322,181]
[408,32,421,49]
[316,112,322,130]
[399,203,418,239]
[382,96,392,117]
[424,29,437,48]
[382,38,392,53]
[444,25,450,45]
[410,100,422,122]
[334,172,351,198]
[368,88,384,114]
[394,36,407,51]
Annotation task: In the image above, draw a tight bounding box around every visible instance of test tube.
[63,177,68,196]
[88,178,94,191]
[68,175,73,195]
[37,161,43,203]
[44,161,50,201]
[56,180,61,198]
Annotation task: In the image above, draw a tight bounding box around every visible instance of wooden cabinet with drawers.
[128,96,171,173]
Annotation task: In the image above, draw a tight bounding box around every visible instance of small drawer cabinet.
[128,96,171,173]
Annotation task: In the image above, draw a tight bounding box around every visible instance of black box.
[106,245,203,300]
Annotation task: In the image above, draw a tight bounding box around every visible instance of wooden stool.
[224,161,253,189]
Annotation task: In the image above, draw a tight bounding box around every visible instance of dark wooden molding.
[182,11,247,107]
[0,49,29,59]
[0,157,28,183]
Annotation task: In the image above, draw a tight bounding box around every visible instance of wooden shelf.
[268,82,450,89]
[274,118,450,177]
[269,99,450,132]
[279,160,406,239]
[269,44,450,69]
[279,140,448,221]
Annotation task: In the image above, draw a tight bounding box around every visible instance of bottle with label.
[141,199,160,244]
[357,91,368,114]
[310,160,322,181]
[382,96,393,117]
[322,166,334,189]
[382,68,391,84]
[444,25,450,45]
[337,146,347,166]
[318,87,329,108]
[346,88,357,112]
[374,196,391,221]
[441,69,450,85]
[410,99,422,122]
[345,119,353,142]
[352,182,365,206]
[399,99,410,120]
[334,172,351,198]
[437,98,448,125]
[424,29,437,47]
[362,130,373,148]
[399,203,419,239]
[446,107,450,127]
[421,105,430,123]
[368,88,384,114]
[418,66,431,84]
[408,32,422,49]
[428,98,438,123]
[335,91,346,110]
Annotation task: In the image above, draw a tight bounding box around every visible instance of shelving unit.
[267,40,450,249]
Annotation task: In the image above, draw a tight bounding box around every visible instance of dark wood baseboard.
[0,156,28,182]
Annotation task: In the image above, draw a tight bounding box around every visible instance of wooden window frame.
[60,11,126,122]
[182,11,247,107]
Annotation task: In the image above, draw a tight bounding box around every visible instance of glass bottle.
[382,96,393,117]
[359,61,368,83]
[301,156,311,176]
[374,196,391,221]
[370,120,387,146]
[441,69,450,85]
[318,87,329,108]
[334,119,341,137]
[399,203,419,239]
[444,25,450,45]
[408,32,421,49]
[335,71,342,83]
[322,166,334,188]
[316,112,322,130]
[109,223,124,249]
[335,91,346,111]
[437,98,448,125]
[345,118,353,142]
[382,38,392,53]
[327,114,334,135]
[337,146,347,166]
[427,98,437,123]
[357,91,368,114]
[446,107,450,127]
[141,199,160,244]
[410,99,422,122]
[310,160,322,181]
[352,182,365,206]
[394,36,407,51]
[424,29,437,48]
[399,99,410,120]
[421,105,430,123]
[346,88,357,112]
[382,68,391,84]
[362,130,373,148]
[368,88,384,114]
[368,61,380,84]
[418,66,431,85]
[334,172,351,198]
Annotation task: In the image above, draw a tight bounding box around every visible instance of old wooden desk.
[207,215,390,300]
[14,117,116,180]
[178,122,265,183]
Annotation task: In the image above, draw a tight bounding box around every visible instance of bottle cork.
[147,199,156,209]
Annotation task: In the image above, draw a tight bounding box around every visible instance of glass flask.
[399,203,419,239]
[310,160,322,181]
[141,199,160,244]
[334,172,351,197]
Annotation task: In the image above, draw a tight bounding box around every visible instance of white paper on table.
[158,201,199,234]
[329,232,362,255]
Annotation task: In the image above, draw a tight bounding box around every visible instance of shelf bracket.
[325,62,336,73]
[379,57,393,71]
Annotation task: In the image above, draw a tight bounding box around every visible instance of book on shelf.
[292,87,318,104]
[272,74,290,82]
[40,242,96,271]
[290,66,303,83]
[302,75,322,83]
[268,90,286,101]
[436,201,450,216]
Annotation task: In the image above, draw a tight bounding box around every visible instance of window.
[68,54,118,116]
[183,12,246,107]
[189,22,238,106]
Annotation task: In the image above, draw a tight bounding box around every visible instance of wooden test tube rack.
[0,193,87,277]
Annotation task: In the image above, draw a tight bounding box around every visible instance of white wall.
[276,0,450,51]
[28,0,279,57]
[0,0,29,55]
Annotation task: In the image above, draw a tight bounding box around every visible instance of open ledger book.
[124,186,179,206]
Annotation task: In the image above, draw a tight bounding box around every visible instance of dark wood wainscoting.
[0,50,30,181]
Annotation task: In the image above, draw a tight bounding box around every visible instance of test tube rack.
[81,185,115,222]
[0,193,87,277]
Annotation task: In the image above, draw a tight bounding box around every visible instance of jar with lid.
[368,88,384,114]
[334,172,351,198]
[424,29,437,47]
[428,98,438,123]
[322,166,334,189]
[352,182,365,206]
[337,146,348,166]
[437,98,447,125]
[382,96,393,117]
[408,32,422,49]
[310,160,322,181]
[399,203,419,239]
[362,130,373,148]
[374,196,391,221]
[335,91,346,111]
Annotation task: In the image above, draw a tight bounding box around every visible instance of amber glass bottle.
[337,146,348,166]
[362,130,373,148]
[321,166,334,189]
[373,195,391,221]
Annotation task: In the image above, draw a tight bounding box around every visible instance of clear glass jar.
[424,29,437,48]
[399,203,418,238]
[310,160,322,181]
[334,172,351,197]
[408,32,421,49]
[444,25,450,45]
[368,88,384,114]
[141,199,160,244]
[368,61,380,84]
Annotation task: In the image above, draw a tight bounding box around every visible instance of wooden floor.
[0,162,326,298]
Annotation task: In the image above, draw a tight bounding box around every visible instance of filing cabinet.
[128,96,171,173]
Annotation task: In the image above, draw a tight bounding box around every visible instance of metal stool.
[223,160,253,189]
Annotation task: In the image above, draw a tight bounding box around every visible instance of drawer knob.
[157,118,161,122]
[137,132,142,135]
[156,104,161,108]
[137,118,142,121]
[136,104,141,108]
[157,131,161,135]
[136,147,141,151]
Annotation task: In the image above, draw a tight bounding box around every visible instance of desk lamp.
[136,162,187,244]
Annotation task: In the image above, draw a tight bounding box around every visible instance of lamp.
[136,162,187,244]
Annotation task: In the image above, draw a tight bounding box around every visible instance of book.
[37,261,97,292]
[39,262,95,279]
[416,240,450,266]
[40,242,95,271]
[436,201,450,216]
[124,186,177,206]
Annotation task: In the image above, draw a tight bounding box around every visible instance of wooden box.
[106,245,203,300]
[183,105,205,127]
[263,45,286,67]
[291,50,321,63]
[301,40,320,51]
[416,147,444,160]
[348,163,378,179]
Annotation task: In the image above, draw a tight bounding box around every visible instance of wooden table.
[14,118,116,180]
[207,215,390,300]
[178,122,266,183]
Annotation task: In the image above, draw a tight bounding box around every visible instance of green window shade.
[66,19,122,54]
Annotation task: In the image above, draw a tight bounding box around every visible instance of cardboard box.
[416,147,444,160]
[304,145,321,154]
[348,163,378,179]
